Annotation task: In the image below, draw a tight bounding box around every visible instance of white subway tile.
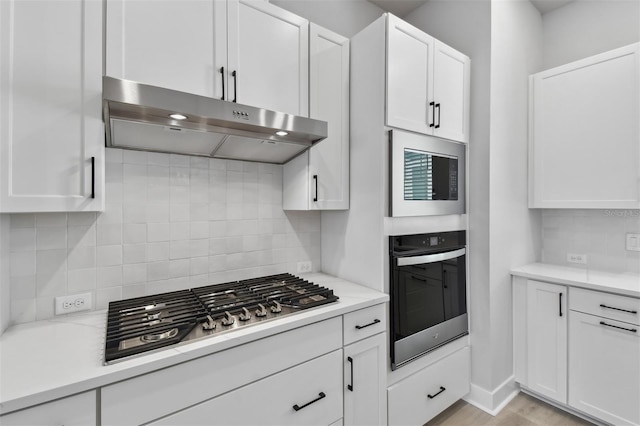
[67,212,97,226]
[67,246,96,270]
[123,244,148,264]
[243,235,260,252]
[97,223,122,246]
[226,220,244,236]
[209,255,227,273]
[190,204,208,222]
[36,249,67,273]
[36,269,66,297]
[147,242,170,262]
[243,204,259,220]
[169,259,190,278]
[170,222,190,240]
[209,238,228,255]
[122,284,146,299]
[208,204,227,221]
[226,204,243,222]
[190,222,209,239]
[147,223,171,242]
[226,253,244,270]
[11,299,36,324]
[190,186,208,203]
[226,236,243,253]
[226,160,243,172]
[36,213,67,228]
[170,167,190,186]
[96,245,123,267]
[10,251,36,277]
[123,164,148,185]
[170,240,190,259]
[170,203,190,222]
[148,152,171,166]
[189,274,209,286]
[10,228,36,252]
[170,154,190,167]
[68,225,97,248]
[123,150,148,165]
[209,221,227,238]
[97,266,123,288]
[105,183,124,203]
[123,183,148,203]
[190,156,209,170]
[97,204,123,225]
[123,263,147,285]
[148,185,171,203]
[148,165,171,186]
[11,275,36,300]
[147,261,170,281]
[105,148,123,163]
[123,223,147,244]
[190,168,209,187]
[209,158,226,171]
[36,296,55,321]
[96,287,122,309]
[68,268,97,293]
[106,163,123,184]
[10,214,35,228]
[170,186,190,204]
[123,204,147,223]
[190,240,208,258]
[36,227,67,250]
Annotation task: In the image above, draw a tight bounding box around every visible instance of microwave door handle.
[397,248,466,266]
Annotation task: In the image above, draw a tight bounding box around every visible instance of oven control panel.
[391,230,465,254]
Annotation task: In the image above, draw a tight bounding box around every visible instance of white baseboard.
[464,375,520,416]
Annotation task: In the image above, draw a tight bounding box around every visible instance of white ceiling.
[367,0,575,18]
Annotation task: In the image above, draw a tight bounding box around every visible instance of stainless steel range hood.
[102,77,328,164]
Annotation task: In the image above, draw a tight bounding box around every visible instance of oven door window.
[404,149,458,201]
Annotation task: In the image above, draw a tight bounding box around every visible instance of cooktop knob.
[271,300,282,313]
[201,315,216,330]
[221,311,235,326]
[239,307,251,321]
[255,303,268,317]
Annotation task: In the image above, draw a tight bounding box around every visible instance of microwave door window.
[404,149,458,201]
[396,270,445,339]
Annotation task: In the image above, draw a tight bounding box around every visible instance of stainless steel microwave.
[389,129,466,217]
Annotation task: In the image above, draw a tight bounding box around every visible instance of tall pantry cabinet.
[0,0,105,212]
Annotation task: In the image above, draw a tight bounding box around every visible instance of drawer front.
[343,304,387,345]
[388,346,470,425]
[102,317,342,426]
[570,287,640,325]
[149,350,343,426]
[0,391,96,426]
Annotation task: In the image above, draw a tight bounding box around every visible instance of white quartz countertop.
[511,263,640,298]
[0,273,388,415]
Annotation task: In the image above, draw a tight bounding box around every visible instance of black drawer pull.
[600,321,637,333]
[429,101,435,128]
[293,392,326,411]
[559,292,563,317]
[313,174,318,202]
[600,304,638,314]
[355,319,380,330]
[347,356,354,391]
[427,386,446,399]
[232,70,237,103]
[220,66,225,100]
[435,103,441,129]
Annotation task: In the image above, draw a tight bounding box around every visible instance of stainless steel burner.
[141,327,179,343]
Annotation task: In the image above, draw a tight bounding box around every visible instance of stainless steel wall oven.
[390,231,468,369]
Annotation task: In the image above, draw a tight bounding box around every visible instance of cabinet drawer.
[102,317,342,426]
[0,391,96,426]
[149,350,343,426]
[343,304,386,345]
[388,346,470,425]
[570,288,640,325]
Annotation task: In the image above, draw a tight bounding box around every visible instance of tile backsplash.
[541,209,640,274]
[8,149,320,324]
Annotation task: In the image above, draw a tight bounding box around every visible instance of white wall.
[6,149,321,325]
[0,214,9,333]
[405,0,495,398]
[543,0,640,69]
[540,0,640,273]
[270,0,385,38]
[488,0,542,409]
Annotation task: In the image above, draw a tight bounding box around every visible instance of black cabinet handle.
[410,275,427,282]
[232,70,237,103]
[558,293,563,317]
[429,101,435,128]
[293,392,326,411]
[220,66,225,100]
[347,356,354,391]
[90,157,95,199]
[355,319,380,330]
[600,321,637,333]
[313,174,318,202]
[435,103,441,129]
[600,304,638,314]
[427,386,446,399]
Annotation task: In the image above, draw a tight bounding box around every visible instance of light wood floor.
[425,392,594,426]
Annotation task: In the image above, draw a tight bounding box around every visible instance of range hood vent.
[102,77,328,164]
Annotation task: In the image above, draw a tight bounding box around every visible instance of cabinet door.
[149,350,343,426]
[0,0,104,212]
[530,43,640,208]
[386,14,434,135]
[227,0,308,116]
[283,24,349,211]
[569,311,640,426]
[0,391,96,426]
[344,333,386,426]
[526,280,567,404]
[433,41,470,143]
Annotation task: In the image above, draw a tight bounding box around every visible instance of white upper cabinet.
[283,24,349,210]
[386,15,470,144]
[106,0,308,116]
[227,0,308,116]
[529,43,640,209]
[0,0,105,213]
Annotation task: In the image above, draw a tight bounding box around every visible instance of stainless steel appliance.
[104,273,338,364]
[102,77,328,164]
[389,129,466,217]
[389,231,468,369]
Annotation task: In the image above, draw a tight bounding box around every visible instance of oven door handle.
[397,248,466,266]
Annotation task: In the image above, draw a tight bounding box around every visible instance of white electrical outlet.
[626,233,640,252]
[567,253,588,264]
[297,261,312,274]
[55,292,93,315]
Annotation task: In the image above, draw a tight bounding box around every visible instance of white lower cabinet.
[387,346,470,425]
[149,350,343,426]
[569,292,640,426]
[344,333,386,426]
[0,391,96,426]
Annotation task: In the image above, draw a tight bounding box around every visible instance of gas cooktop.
[104,273,339,364]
